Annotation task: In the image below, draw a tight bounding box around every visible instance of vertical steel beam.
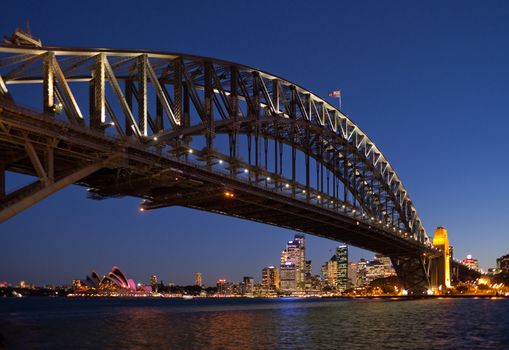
[125,80,133,136]
[173,59,183,127]
[204,62,214,159]
[229,67,238,170]
[230,66,238,120]
[137,54,148,136]
[43,53,54,114]
[90,53,105,130]
[272,80,280,113]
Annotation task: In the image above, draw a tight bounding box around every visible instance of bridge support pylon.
[391,255,431,294]
[429,226,451,292]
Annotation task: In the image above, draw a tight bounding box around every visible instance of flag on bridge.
[328,90,342,109]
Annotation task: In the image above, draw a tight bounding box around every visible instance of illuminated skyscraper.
[356,259,368,286]
[280,262,297,291]
[195,272,203,287]
[348,262,357,288]
[320,245,348,290]
[262,266,280,291]
[280,234,306,290]
[335,245,349,291]
[304,260,312,289]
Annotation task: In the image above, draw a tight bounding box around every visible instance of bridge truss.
[0,39,448,292]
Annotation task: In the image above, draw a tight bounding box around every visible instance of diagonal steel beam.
[0,162,104,223]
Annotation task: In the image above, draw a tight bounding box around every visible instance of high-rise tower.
[280,234,306,291]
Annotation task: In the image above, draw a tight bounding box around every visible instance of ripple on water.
[0,298,508,349]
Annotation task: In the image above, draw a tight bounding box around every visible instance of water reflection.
[1,298,509,349]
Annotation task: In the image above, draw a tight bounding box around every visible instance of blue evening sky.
[1,0,508,286]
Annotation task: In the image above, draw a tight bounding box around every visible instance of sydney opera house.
[74,266,151,296]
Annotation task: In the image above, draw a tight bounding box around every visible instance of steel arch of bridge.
[0,45,428,242]
[0,41,448,292]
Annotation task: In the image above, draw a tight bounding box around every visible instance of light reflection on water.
[1,298,508,349]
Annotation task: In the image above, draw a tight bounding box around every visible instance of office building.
[462,254,479,271]
[280,262,297,291]
[280,234,306,290]
[262,266,280,291]
[496,254,509,272]
[195,272,203,287]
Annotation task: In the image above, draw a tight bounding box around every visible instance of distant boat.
[182,295,194,300]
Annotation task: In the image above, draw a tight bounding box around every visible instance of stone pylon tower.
[431,226,451,290]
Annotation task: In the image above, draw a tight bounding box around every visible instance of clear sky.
[1,0,508,286]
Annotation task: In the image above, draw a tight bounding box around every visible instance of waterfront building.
[355,259,368,286]
[262,266,280,291]
[320,263,329,286]
[280,262,297,291]
[321,245,349,291]
[335,245,349,291]
[327,259,338,287]
[462,255,479,271]
[496,254,509,272]
[280,234,306,290]
[216,279,234,295]
[77,266,142,295]
[72,279,82,290]
[195,272,203,287]
[241,276,254,295]
[150,275,158,286]
[304,260,313,289]
[375,255,396,277]
[365,260,385,283]
[150,275,158,292]
[348,263,358,288]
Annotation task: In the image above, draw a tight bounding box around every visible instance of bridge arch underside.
[0,46,436,292]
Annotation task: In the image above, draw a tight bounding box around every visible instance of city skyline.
[1,0,508,286]
[2,232,489,288]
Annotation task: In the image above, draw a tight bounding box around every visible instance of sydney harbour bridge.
[0,30,478,293]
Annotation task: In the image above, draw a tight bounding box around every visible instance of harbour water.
[1,297,508,349]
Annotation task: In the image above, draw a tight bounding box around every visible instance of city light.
[224,191,235,198]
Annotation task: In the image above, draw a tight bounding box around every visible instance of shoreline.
[2,294,507,300]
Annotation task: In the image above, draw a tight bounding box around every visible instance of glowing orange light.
[139,207,145,212]
[224,191,234,198]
